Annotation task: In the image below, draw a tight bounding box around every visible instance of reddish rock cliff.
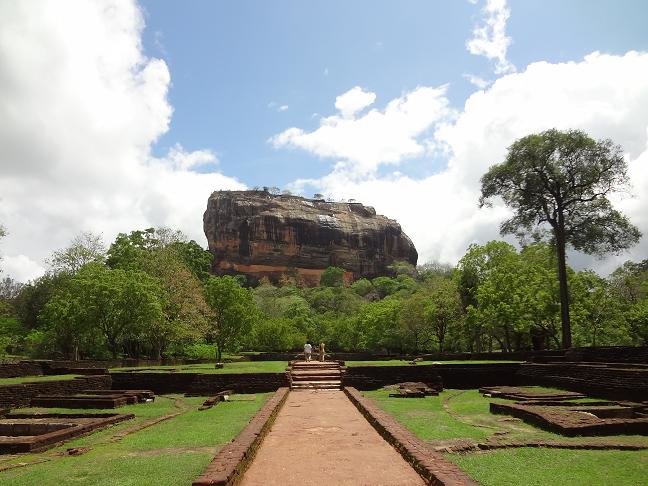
[203,190,418,286]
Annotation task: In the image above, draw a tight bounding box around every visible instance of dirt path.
[240,390,425,486]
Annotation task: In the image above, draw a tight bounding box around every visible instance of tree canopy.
[480,128,641,348]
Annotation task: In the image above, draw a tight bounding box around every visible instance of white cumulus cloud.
[280,51,648,271]
[270,86,453,175]
[334,86,377,118]
[0,0,244,282]
[466,0,515,74]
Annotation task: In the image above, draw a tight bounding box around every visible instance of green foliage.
[41,263,164,359]
[371,276,399,298]
[626,299,648,345]
[480,128,641,349]
[168,240,213,282]
[351,278,373,297]
[320,266,345,287]
[47,232,106,275]
[204,276,259,361]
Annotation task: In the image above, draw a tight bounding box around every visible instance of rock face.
[203,190,418,286]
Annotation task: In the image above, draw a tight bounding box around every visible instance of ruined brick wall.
[343,366,443,391]
[343,363,521,390]
[564,346,648,363]
[517,363,648,401]
[434,363,522,388]
[0,361,44,378]
[110,372,289,395]
[0,375,112,408]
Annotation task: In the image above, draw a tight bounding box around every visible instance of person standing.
[319,342,325,362]
[304,342,312,362]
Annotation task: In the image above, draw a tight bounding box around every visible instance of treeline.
[0,227,646,361]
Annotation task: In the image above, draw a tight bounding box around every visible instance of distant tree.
[387,261,418,279]
[418,262,454,281]
[47,231,106,275]
[371,276,399,299]
[313,193,324,200]
[351,278,373,297]
[14,273,70,330]
[106,227,189,270]
[320,266,345,287]
[42,264,163,359]
[168,240,213,282]
[139,248,209,359]
[204,276,259,362]
[570,270,628,347]
[480,129,641,348]
[0,277,24,301]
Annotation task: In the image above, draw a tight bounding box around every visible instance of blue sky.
[139,0,648,187]
[1,0,648,281]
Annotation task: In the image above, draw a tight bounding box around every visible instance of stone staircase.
[288,361,344,390]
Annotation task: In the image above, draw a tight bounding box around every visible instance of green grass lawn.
[0,374,81,386]
[111,361,288,374]
[0,393,269,485]
[364,388,648,485]
[345,359,522,367]
[450,448,648,486]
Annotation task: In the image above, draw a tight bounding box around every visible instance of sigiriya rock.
[203,190,418,286]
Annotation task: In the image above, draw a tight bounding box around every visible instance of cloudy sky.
[1,0,647,282]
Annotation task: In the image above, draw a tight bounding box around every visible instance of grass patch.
[449,448,648,486]
[364,388,648,485]
[345,360,521,367]
[0,393,269,485]
[111,361,288,374]
[364,389,490,440]
[0,374,80,386]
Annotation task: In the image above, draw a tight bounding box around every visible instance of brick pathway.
[239,390,425,486]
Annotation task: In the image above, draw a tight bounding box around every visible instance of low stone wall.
[193,387,290,486]
[564,346,648,363]
[344,363,521,391]
[517,363,648,401]
[435,363,522,389]
[345,387,478,485]
[110,372,289,395]
[344,365,443,391]
[0,361,44,378]
[0,375,112,408]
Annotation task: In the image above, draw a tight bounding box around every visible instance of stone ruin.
[0,411,133,453]
[481,386,648,436]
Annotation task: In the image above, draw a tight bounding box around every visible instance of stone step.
[291,364,341,369]
[291,376,341,382]
[291,382,341,390]
[291,370,342,376]
[291,380,342,386]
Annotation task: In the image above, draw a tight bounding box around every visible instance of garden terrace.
[0,412,133,454]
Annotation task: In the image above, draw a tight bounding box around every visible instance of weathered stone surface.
[203,190,418,285]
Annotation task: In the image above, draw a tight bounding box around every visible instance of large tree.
[480,129,641,348]
[203,276,258,362]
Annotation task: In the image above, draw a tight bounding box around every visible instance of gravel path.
[240,390,425,486]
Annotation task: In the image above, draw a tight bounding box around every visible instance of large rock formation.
[203,190,418,286]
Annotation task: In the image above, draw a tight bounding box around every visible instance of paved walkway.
[240,390,425,486]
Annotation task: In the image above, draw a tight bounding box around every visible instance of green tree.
[204,276,259,362]
[169,240,213,282]
[139,248,209,359]
[42,264,164,359]
[457,241,520,351]
[570,270,628,347]
[320,266,345,287]
[47,232,106,275]
[480,129,641,348]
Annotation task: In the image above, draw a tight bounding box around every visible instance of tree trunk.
[216,342,222,363]
[554,217,572,349]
